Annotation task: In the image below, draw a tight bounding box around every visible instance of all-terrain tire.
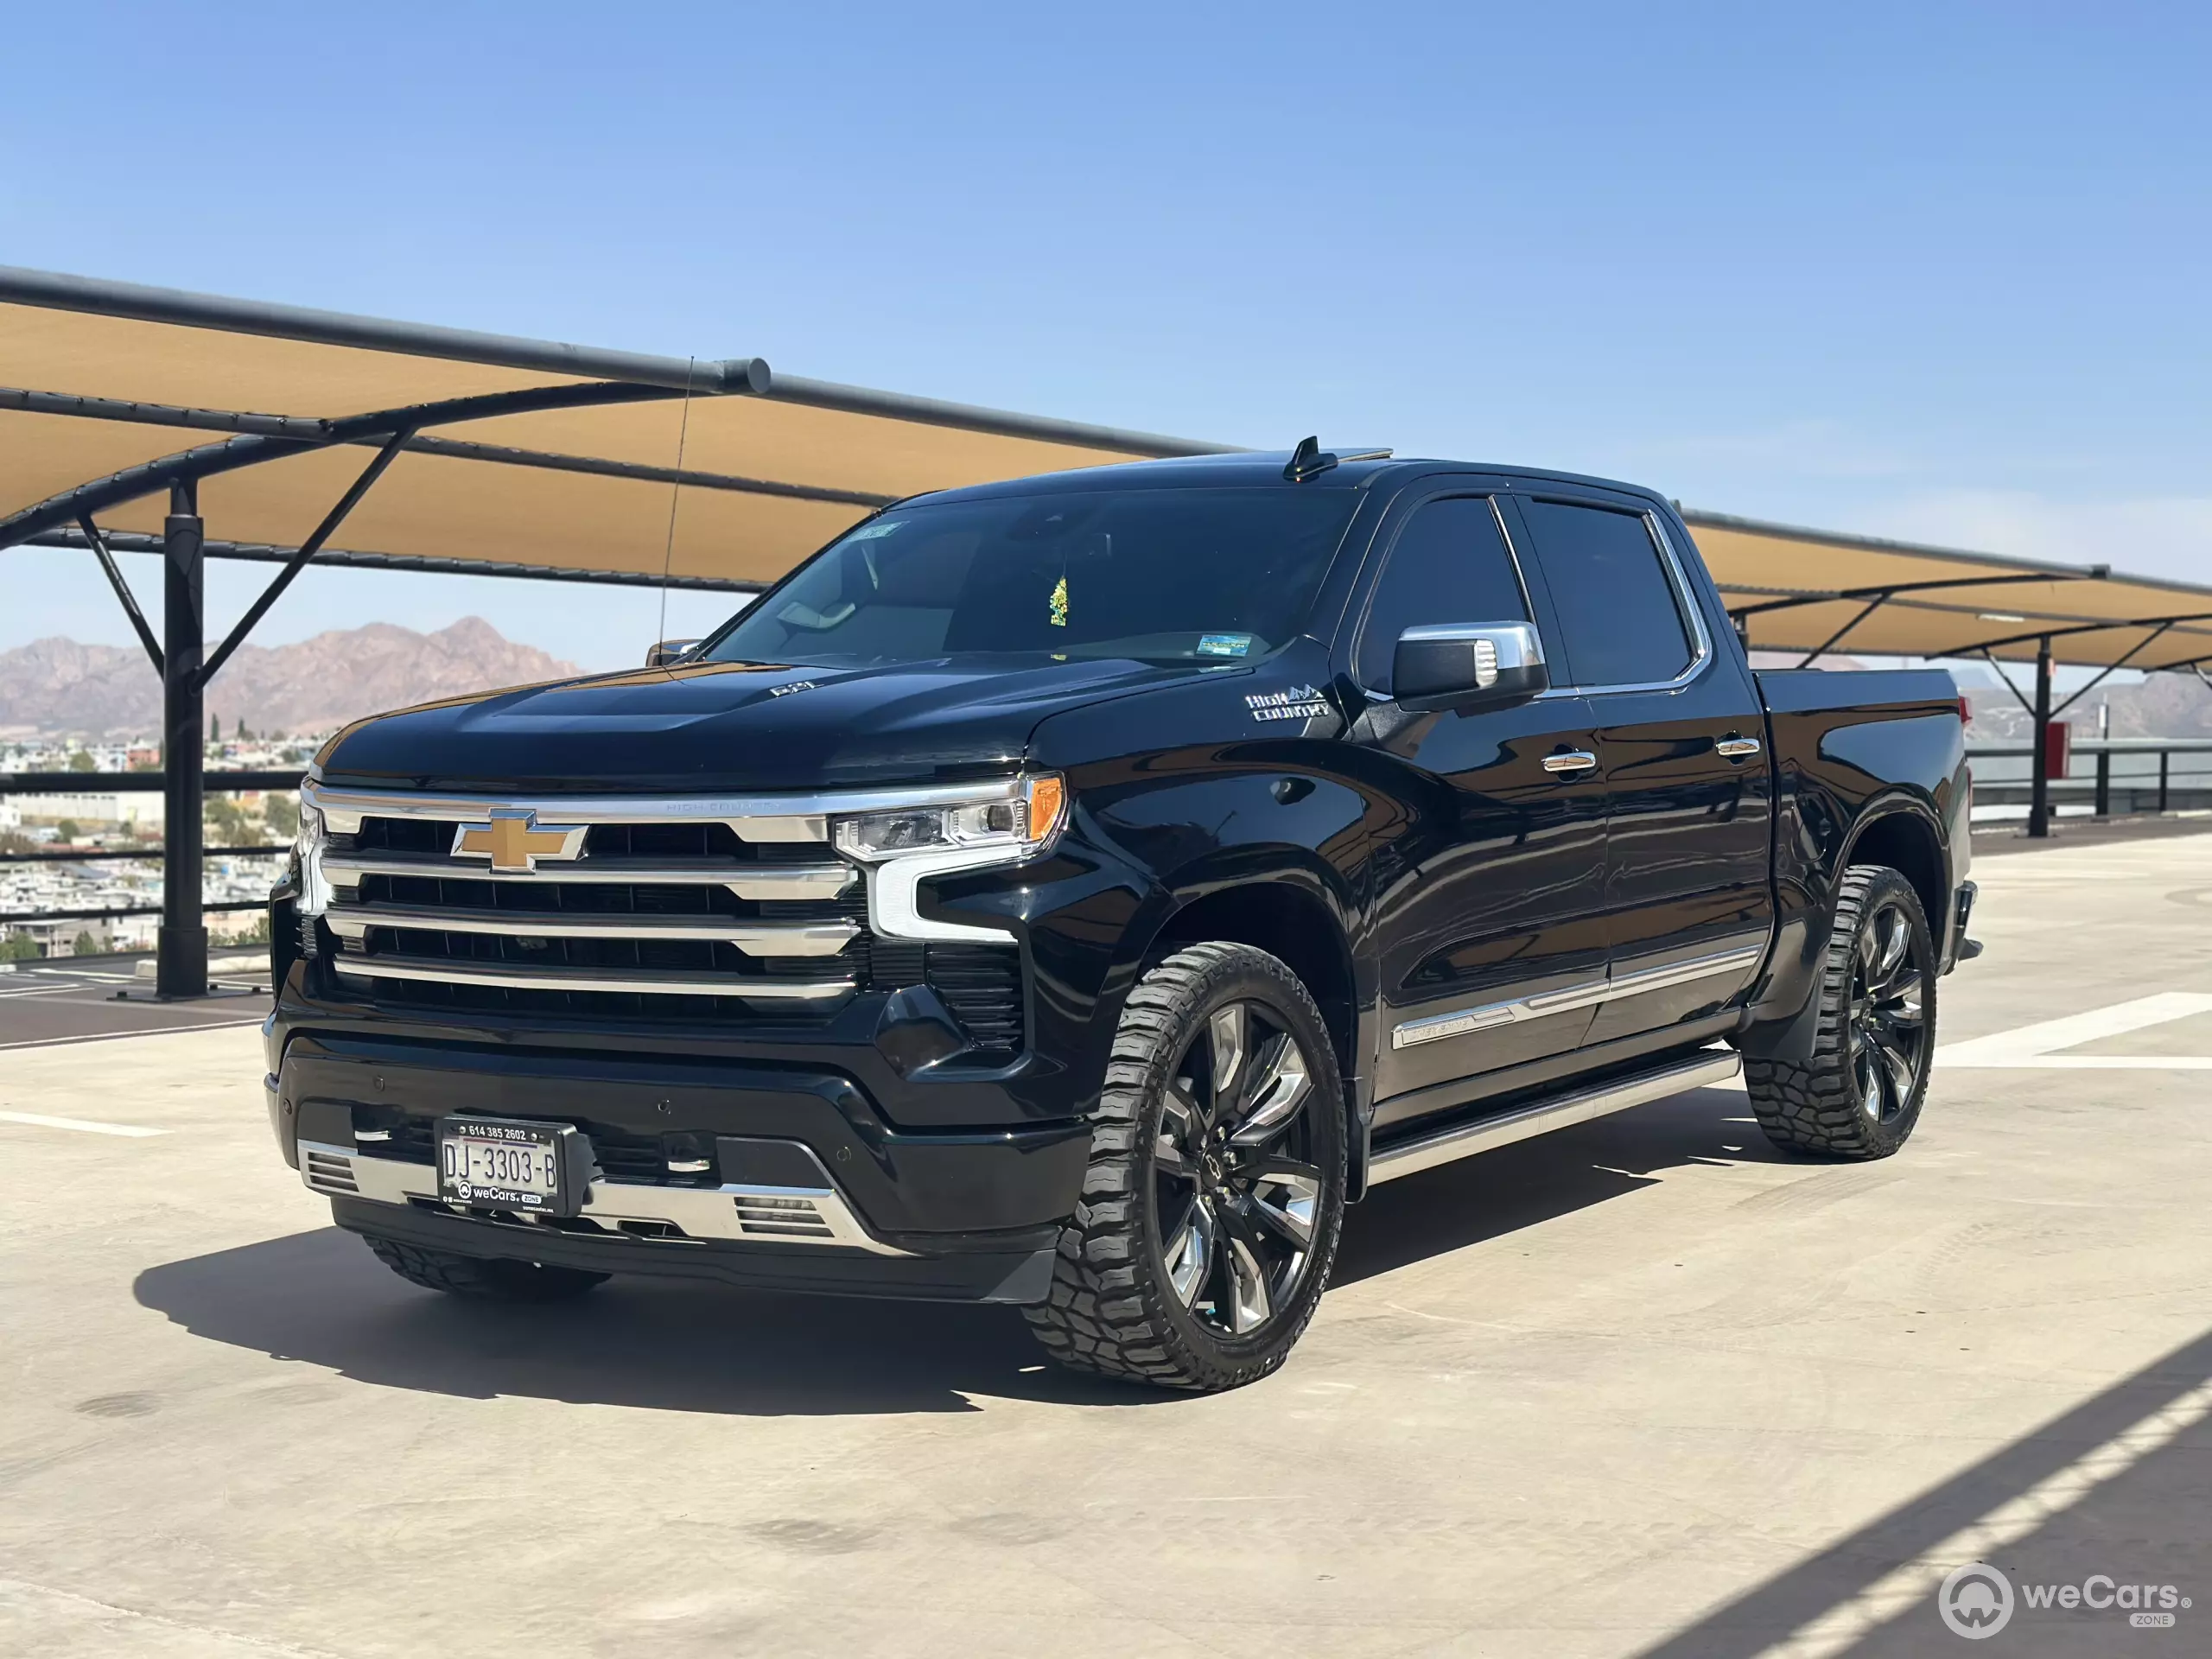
[362,1236,609,1301]
[1745,862,1936,1160]
[1024,942,1347,1392]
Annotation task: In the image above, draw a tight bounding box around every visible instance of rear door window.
[1519,500,1695,688]
[1355,497,1530,695]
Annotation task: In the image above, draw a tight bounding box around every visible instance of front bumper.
[269,1032,1090,1303]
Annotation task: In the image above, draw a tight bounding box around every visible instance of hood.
[315,653,1240,791]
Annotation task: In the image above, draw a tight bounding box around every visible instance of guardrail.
[1,769,304,928]
[1967,741,2212,817]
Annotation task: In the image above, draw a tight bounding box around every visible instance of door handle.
[1542,750,1599,775]
[1715,736,1763,760]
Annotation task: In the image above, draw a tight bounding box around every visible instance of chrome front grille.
[302,783,1027,1046]
[307,785,863,1014]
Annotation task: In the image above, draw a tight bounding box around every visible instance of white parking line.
[1938,993,2212,1068]
[0,1109,166,1138]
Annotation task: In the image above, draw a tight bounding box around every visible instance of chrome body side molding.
[1390,944,1763,1050]
[298,1140,906,1254]
[1366,1047,1742,1184]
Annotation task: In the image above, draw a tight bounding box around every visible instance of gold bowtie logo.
[451,810,586,873]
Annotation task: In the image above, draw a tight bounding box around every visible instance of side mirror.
[645,639,701,668]
[1392,621,1549,712]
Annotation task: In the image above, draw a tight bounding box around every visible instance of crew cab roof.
[903,450,1673,510]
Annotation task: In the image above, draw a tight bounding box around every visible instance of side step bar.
[1366,1046,1742,1185]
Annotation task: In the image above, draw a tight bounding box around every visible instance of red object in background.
[2043,719,2072,778]
[1958,695,1972,727]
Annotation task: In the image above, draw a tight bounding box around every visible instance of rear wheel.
[1745,863,1935,1160]
[362,1236,609,1301]
[1026,943,1346,1392]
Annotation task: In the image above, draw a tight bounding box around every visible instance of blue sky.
[4,2,2208,671]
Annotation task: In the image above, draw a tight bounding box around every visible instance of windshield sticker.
[1246,684,1331,722]
[1049,575,1070,627]
[845,520,903,542]
[1197,632,1254,658]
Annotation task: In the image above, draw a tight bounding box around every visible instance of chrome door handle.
[1715,736,1763,759]
[1542,750,1599,775]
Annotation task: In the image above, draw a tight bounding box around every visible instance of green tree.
[236,717,251,741]
[209,710,221,745]
[68,748,96,772]
[55,819,81,842]
[0,933,41,962]
[72,931,100,957]
[264,793,300,839]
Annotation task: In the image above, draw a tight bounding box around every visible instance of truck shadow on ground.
[133,1085,1782,1416]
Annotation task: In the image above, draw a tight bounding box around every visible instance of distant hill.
[0,618,582,741]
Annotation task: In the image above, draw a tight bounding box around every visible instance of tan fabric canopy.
[1685,512,2212,671]
[0,266,1228,589]
[6,266,2209,671]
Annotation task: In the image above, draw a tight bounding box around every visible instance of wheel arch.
[1842,800,1949,954]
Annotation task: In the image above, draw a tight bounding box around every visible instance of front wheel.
[1745,862,1936,1160]
[1026,943,1347,1392]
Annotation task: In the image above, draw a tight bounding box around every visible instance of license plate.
[437,1117,569,1212]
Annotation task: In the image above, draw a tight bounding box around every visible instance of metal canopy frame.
[0,265,1234,996]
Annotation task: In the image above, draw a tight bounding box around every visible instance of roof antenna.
[1284,435,1338,483]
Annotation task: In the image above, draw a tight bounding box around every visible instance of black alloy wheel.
[1847,892,1929,1128]
[1151,997,1326,1338]
[1743,862,1937,1160]
[1026,942,1347,1390]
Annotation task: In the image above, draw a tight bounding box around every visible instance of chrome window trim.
[1390,944,1763,1050]
[1531,509,1716,700]
[297,1140,906,1254]
[302,777,1023,839]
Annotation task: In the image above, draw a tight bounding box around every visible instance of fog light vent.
[304,1148,359,1194]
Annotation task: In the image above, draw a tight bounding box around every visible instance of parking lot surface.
[4,834,2209,1657]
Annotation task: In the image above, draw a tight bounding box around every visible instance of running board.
[1366,1046,1742,1185]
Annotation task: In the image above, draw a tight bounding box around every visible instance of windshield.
[700,487,1357,669]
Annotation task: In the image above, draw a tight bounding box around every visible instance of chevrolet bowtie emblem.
[451,810,587,873]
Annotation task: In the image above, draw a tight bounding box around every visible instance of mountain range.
[0,619,582,741]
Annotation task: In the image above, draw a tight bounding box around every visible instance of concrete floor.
[4,836,2209,1658]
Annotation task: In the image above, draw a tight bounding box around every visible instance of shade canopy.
[0,265,1230,591]
[1686,511,2212,671]
[4,265,2209,671]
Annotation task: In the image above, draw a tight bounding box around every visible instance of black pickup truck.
[264,443,1974,1391]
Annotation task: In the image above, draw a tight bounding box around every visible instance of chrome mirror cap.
[1393,621,1549,711]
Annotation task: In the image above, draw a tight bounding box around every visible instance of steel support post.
[156,479,207,997]
[2027,636,2055,840]
[2159,750,2171,813]
[2094,749,2111,817]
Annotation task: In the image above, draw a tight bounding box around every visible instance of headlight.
[832,774,1066,863]
[832,774,1068,944]
[295,797,332,916]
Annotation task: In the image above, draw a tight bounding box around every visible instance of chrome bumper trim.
[1369,1048,1742,1184]
[299,1140,906,1255]
[329,956,854,999]
[321,854,855,901]
[324,906,859,957]
[1391,944,1764,1050]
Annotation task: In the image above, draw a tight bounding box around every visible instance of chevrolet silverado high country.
[264,442,1975,1392]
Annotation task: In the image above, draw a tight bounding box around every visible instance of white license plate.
[438,1118,565,1211]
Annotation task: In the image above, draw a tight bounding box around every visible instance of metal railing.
[1,769,304,927]
[1967,741,2212,817]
